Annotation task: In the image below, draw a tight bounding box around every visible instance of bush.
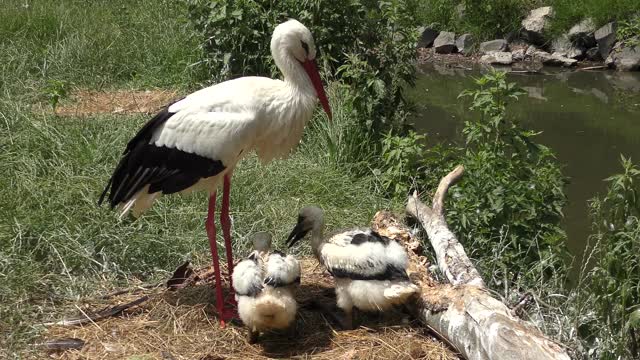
[583,156,640,359]
[423,70,569,299]
[184,0,418,130]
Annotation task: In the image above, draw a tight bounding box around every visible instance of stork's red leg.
[205,192,227,326]
[221,173,236,307]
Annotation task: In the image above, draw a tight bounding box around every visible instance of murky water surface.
[408,64,640,261]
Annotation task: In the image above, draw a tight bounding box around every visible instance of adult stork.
[98,19,331,325]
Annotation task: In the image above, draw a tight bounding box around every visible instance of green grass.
[0,0,392,356]
[0,0,206,101]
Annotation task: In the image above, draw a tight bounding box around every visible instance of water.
[408,64,640,263]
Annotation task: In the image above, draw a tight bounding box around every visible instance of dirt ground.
[51,89,179,116]
[40,259,458,360]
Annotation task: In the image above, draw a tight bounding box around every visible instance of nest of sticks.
[40,214,458,360]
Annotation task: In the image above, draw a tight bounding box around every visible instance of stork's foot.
[214,305,239,328]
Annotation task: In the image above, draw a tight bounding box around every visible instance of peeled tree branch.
[374,165,570,360]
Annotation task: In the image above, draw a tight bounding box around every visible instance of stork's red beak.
[302,59,332,121]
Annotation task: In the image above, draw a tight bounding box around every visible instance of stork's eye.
[300,40,309,55]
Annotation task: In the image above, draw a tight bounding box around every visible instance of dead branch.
[43,296,149,326]
[378,165,571,360]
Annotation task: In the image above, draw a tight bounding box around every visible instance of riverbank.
[416,6,640,72]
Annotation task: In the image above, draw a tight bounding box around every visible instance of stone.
[531,49,578,67]
[606,40,640,71]
[480,51,513,65]
[480,39,508,54]
[522,6,554,45]
[551,34,585,59]
[455,33,473,55]
[417,26,439,48]
[586,47,603,61]
[595,22,617,58]
[568,18,597,47]
[525,45,539,59]
[434,31,457,54]
[512,48,526,61]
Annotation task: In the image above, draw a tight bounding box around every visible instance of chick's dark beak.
[286,220,310,248]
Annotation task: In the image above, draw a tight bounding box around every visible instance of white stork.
[98,19,331,325]
[286,206,419,329]
[232,232,300,343]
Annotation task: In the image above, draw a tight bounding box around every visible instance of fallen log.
[373,165,571,360]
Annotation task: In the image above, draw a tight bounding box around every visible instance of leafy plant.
[44,79,69,111]
[584,156,640,359]
[378,130,425,197]
[423,70,569,302]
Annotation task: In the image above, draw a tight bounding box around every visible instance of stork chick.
[232,232,301,343]
[286,206,418,329]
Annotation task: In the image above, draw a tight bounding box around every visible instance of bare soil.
[52,89,179,116]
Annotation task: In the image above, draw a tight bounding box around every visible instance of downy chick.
[286,206,418,329]
[232,232,300,343]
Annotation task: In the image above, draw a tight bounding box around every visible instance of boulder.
[551,34,585,59]
[417,26,440,48]
[455,34,474,55]
[586,47,603,61]
[568,18,597,47]
[522,6,554,45]
[434,31,457,54]
[525,45,540,59]
[531,49,578,67]
[606,40,640,71]
[512,48,526,61]
[480,39,508,54]
[480,51,513,65]
[595,22,617,58]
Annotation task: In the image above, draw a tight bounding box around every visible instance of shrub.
[183,0,418,130]
[583,156,640,359]
[423,70,569,298]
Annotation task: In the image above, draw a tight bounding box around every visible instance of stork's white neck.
[271,38,316,96]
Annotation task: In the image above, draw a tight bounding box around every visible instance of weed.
[43,79,68,111]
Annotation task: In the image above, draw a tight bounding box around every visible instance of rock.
[551,34,585,59]
[417,26,440,48]
[480,39,508,54]
[585,47,603,61]
[455,34,473,55]
[568,18,596,47]
[480,51,513,65]
[434,31,457,54]
[606,40,640,71]
[595,22,617,58]
[531,49,578,67]
[512,48,526,61]
[525,45,540,59]
[522,6,554,45]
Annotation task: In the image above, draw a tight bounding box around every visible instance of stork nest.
[39,257,456,360]
[39,212,458,359]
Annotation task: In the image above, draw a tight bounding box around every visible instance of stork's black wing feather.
[98,101,226,208]
[328,264,409,281]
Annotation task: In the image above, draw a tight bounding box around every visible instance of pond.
[408,64,640,267]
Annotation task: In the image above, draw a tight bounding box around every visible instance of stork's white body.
[125,76,317,216]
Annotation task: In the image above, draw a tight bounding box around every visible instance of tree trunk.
[372,165,571,360]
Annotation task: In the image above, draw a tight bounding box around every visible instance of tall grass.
[0,0,206,100]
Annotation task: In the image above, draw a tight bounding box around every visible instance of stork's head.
[286,206,324,248]
[271,20,332,121]
[251,231,272,254]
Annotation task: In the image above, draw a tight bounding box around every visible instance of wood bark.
[373,165,571,360]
